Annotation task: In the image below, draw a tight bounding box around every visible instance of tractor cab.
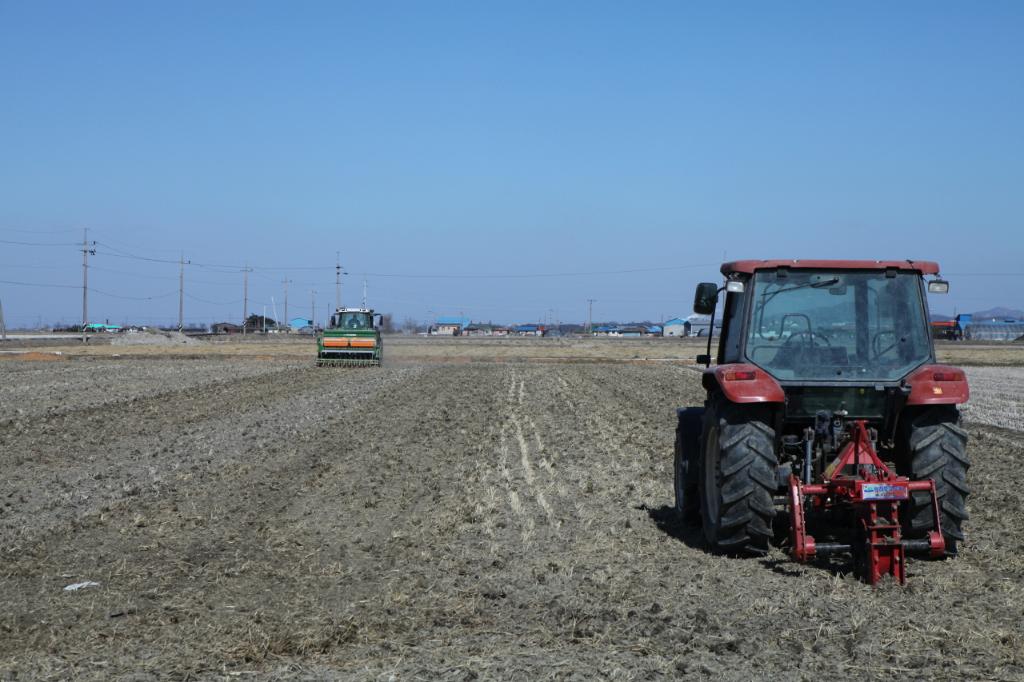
[331,309,373,330]
[677,260,969,584]
[694,261,956,427]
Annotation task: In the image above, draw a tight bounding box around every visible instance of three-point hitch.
[788,419,946,585]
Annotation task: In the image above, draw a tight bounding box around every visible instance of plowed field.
[2,339,1023,680]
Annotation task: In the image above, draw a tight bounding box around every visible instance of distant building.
[647,325,663,336]
[685,314,717,337]
[290,317,312,331]
[433,316,471,336]
[663,318,687,337]
[513,324,544,336]
[243,315,276,333]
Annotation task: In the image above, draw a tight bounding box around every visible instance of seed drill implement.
[316,307,383,367]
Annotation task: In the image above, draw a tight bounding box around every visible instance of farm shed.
[433,316,471,336]
[663,318,687,337]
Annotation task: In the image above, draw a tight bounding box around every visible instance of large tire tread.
[903,406,970,554]
[702,404,777,555]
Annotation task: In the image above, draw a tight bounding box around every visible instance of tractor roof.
[722,260,940,276]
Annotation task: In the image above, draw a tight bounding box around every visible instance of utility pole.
[362,277,367,308]
[587,298,596,335]
[242,264,251,335]
[0,297,7,341]
[282,278,291,332]
[311,290,317,330]
[178,252,189,332]
[81,228,96,342]
[336,252,342,311]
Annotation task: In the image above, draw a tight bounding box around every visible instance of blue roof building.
[435,316,471,329]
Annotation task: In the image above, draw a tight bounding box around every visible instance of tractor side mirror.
[373,314,383,329]
[693,282,719,315]
[928,279,949,294]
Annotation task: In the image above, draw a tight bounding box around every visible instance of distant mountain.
[969,307,1024,320]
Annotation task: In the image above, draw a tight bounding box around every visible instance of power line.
[0,278,80,289]
[90,288,177,301]
[0,263,69,270]
[0,227,78,234]
[358,264,719,279]
[0,238,80,247]
[9,233,1024,280]
[185,293,243,306]
[90,240,721,279]
[0,278,191,300]
[88,264,238,286]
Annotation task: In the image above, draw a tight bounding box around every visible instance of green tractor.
[316,307,383,367]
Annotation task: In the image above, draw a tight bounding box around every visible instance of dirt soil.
[1,341,1023,680]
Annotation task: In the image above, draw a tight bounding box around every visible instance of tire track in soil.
[498,367,559,543]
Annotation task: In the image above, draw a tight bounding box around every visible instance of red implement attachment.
[789,420,945,585]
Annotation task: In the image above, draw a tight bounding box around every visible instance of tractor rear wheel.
[903,406,970,555]
[673,408,703,525]
[699,403,777,554]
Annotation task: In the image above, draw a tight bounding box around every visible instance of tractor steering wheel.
[871,331,900,359]
[782,330,831,349]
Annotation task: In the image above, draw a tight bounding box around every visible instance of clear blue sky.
[1,1,1022,327]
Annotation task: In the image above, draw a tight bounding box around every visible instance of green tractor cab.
[316,308,383,367]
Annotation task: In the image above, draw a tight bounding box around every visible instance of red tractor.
[675,260,969,584]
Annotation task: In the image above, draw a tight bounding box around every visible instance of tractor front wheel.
[699,403,777,555]
[902,406,970,555]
